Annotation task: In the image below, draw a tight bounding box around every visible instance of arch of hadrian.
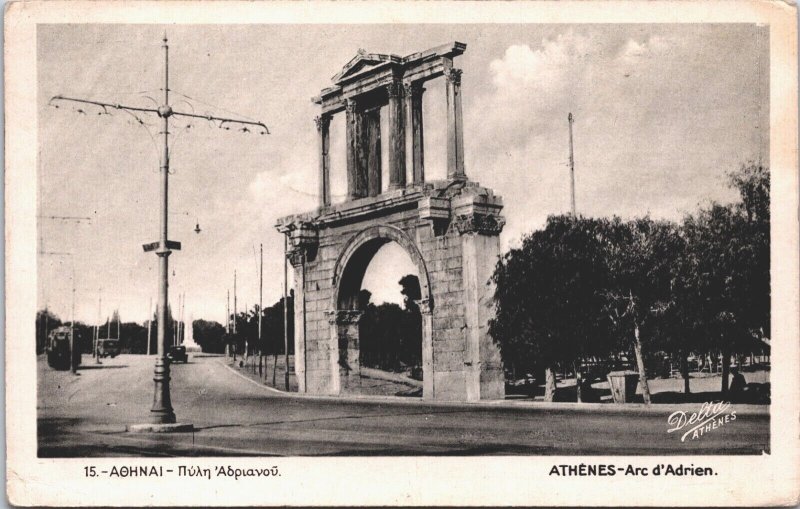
[276,42,506,401]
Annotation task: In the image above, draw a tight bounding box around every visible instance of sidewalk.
[219,359,769,416]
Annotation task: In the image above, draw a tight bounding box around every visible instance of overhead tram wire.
[49,94,269,136]
[48,34,270,428]
[170,89,262,126]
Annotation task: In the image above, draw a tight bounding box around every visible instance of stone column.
[288,248,307,393]
[415,298,434,399]
[404,82,425,185]
[387,81,406,190]
[325,310,341,395]
[315,115,331,207]
[445,68,466,181]
[345,99,368,200]
[284,221,318,394]
[326,310,363,394]
[363,108,382,197]
[453,197,506,400]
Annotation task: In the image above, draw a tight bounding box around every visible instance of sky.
[37,23,769,324]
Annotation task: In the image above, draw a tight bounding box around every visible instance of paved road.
[38,354,769,457]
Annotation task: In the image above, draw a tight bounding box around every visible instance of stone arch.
[332,224,431,312]
[329,224,433,397]
[278,41,507,401]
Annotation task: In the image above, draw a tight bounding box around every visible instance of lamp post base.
[127,423,194,433]
[149,409,177,424]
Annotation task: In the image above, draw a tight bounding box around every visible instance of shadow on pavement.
[649,383,771,405]
[77,365,128,370]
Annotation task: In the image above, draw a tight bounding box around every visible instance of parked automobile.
[97,338,120,358]
[167,345,188,363]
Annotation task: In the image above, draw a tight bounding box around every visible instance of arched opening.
[332,226,433,398]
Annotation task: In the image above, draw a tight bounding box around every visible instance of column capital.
[282,220,319,265]
[404,82,425,98]
[314,114,331,131]
[414,298,433,315]
[453,212,505,236]
[287,248,305,268]
[325,309,364,325]
[386,81,404,99]
[444,68,463,86]
[345,98,357,115]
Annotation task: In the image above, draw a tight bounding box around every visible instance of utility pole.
[38,215,90,371]
[233,270,238,361]
[233,271,238,334]
[283,235,290,391]
[259,243,263,378]
[116,308,120,340]
[51,35,268,428]
[147,297,152,355]
[567,114,583,402]
[181,292,186,345]
[39,251,77,373]
[568,112,577,216]
[95,289,102,364]
[174,293,181,346]
[69,260,76,374]
[43,304,49,354]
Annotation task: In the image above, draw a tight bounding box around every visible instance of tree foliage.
[359,275,423,376]
[490,215,612,374]
[489,163,770,399]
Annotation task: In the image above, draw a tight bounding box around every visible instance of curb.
[218,360,769,416]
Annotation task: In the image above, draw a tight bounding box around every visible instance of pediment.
[332,50,401,83]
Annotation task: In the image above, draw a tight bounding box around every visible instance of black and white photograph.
[6,1,799,506]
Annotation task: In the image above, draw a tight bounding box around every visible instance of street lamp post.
[149,34,177,424]
[50,34,268,432]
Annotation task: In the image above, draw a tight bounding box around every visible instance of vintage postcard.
[5,0,799,506]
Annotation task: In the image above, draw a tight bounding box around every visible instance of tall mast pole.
[95,289,101,364]
[233,270,237,334]
[283,235,289,391]
[181,292,186,344]
[70,259,76,374]
[147,297,152,355]
[48,35,268,430]
[150,32,176,424]
[226,289,230,357]
[43,304,49,354]
[259,243,263,374]
[568,112,576,216]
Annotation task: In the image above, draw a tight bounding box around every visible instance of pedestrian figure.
[729,366,746,402]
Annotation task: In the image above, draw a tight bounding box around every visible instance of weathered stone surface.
[277,183,505,401]
[277,42,506,401]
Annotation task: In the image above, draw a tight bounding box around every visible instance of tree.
[601,217,683,404]
[490,215,611,402]
[682,206,766,393]
[399,274,422,313]
[193,319,226,353]
[675,164,769,394]
[119,321,148,353]
[358,275,423,376]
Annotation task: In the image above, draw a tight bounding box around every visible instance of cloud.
[465,29,757,250]
[488,32,596,96]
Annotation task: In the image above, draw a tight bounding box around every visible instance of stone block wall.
[277,182,506,401]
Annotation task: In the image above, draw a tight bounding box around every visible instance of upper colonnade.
[312,42,468,206]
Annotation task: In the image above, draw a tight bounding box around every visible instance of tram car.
[45,326,81,370]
